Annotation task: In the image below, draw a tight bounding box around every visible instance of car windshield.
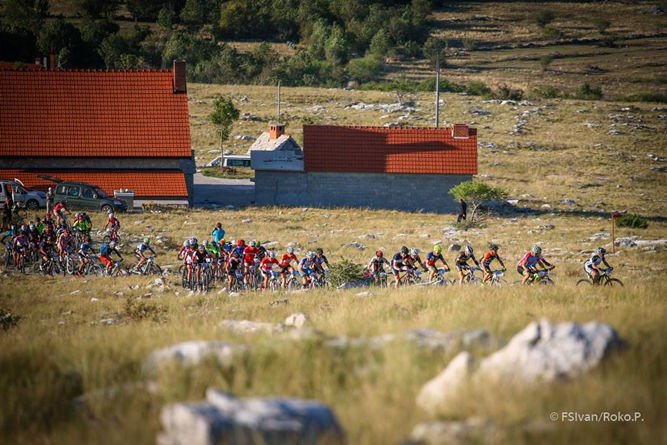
[95,188,108,198]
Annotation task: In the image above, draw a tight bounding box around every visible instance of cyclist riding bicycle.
[426,244,451,282]
[517,245,554,285]
[298,252,316,287]
[455,245,480,286]
[279,247,299,288]
[312,248,330,275]
[73,212,92,238]
[480,244,506,283]
[12,230,29,269]
[391,246,412,287]
[53,200,69,226]
[104,212,121,240]
[56,228,72,261]
[584,247,612,284]
[408,248,428,273]
[243,240,261,284]
[368,250,391,285]
[227,251,242,290]
[99,240,123,274]
[192,245,209,286]
[260,251,280,289]
[76,238,93,276]
[37,235,52,271]
[211,222,225,244]
[135,238,156,271]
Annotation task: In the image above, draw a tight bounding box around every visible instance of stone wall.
[255,171,470,213]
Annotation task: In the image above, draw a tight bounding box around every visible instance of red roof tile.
[303,125,477,175]
[0,69,190,158]
[0,169,188,198]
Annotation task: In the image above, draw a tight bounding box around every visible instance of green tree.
[209,96,240,169]
[70,0,119,19]
[449,181,507,223]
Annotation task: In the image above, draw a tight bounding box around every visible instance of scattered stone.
[90,297,99,302]
[241,219,252,224]
[355,291,374,298]
[406,329,492,354]
[284,312,309,329]
[448,244,461,252]
[220,320,276,335]
[614,237,637,248]
[100,318,115,325]
[540,204,552,209]
[562,199,576,205]
[144,341,245,373]
[417,320,624,415]
[269,298,289,307]
[538,224,555,231]
[228,292,241,298]
[342,241,366,250]
[70,290,81,295]
[158,389,344,445]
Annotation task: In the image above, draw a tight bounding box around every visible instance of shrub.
[328,258,365,287]
[543,25,563,41]
[594,18,611,34]
[0,307,21,331]
[465,80,492,97]
[624,93,667,103]
[449,181,508,223]
[534,10,555,28]
[539,53,556,72]
[347,55,384,83]
[493,83,524,101]
[530,85,564,99]
[575,83,603,100]
[616,214,648,229]
[124,298,167,322]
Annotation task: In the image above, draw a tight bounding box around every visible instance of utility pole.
[435,51,440,128]
[277,81,281,123]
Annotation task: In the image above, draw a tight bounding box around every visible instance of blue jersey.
[212,228,225,243]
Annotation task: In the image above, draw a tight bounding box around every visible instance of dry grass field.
[2,2,667,444]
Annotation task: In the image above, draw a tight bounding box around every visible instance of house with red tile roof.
[0,61,194,207]
[254,124,477,213]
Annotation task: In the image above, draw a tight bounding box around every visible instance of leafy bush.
[543,25,563,41]
[465,80,492,97]
[616,214,648,229]
[530,85,564,99]
[0,307,21,331]
[328,258,365,287]
[534,10,556,28]
[594,18,611,34]
[124,298,167,322]
[449,181,508,223]
[348,55,384,83]
[493,83,524,101]
[575,83,603,100]
[624,93,667,104]
[539,53,556,72]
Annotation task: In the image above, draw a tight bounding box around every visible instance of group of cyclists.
[2,201,616,289]
[177,223,331,291]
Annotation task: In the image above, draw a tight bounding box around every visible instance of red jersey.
[280,252,298,267]
[260,257,279,272]
[54,202,67,213]
[243,246,259,264]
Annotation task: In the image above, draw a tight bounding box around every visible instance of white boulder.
[158,389,344,445]
[144,341,244,373]
[416,352,475,416]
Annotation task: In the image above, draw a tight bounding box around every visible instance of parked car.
[0,180,47,209]
[53,181,127,213]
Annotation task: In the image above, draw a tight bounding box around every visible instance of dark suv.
[53,182,128,213]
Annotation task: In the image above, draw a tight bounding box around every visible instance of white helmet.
[464,245,473,256]
[109,241,117,248]
[269,251,276,259]
[109,212,114,218]
[410,248,419,256]
[287,247,294,254]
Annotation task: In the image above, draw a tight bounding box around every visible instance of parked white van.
[0,179,47,209]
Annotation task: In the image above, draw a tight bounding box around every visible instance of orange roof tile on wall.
[0,70,190,158]
[0,169,188,197]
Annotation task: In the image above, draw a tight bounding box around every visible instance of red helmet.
[237,239,244,247]
[376,250,383,257]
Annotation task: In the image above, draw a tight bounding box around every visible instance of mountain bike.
[527,268,555,285]
[130,256,163,275]
[488,269,507,286]
[576,268,623,287]
[461,267,482,285]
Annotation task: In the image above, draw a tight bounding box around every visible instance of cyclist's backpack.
[99,244,110,256]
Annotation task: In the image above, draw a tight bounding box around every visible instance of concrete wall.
[254,171,471,213]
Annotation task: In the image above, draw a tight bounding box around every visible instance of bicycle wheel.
[576,279,592,286]
[540,277,555,285]
[604,278,624,287]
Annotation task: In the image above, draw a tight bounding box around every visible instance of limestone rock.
[158,389,344,445]
[219,319,276,334]
[144,341,244,373]
[416,352,475,416]
[410,418,496,445]
[284,312,309,329]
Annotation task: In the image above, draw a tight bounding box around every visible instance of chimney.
[49,49,55,71]
[269,124,285,140]
[452,124,470,139]
[173,60,187,94]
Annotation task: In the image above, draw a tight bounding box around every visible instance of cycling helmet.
[287,247,294,254]
[306,251,315,259]
[143,237,150,244]
[464,245,473,256]
[198,245,205,252]
[223,243,232,252]
[400,246,409,255]
[269,251,276,259]
[29,223,35,230]
[531,245,542,255]
[108,212,114,218]
[596,247,606,255]
[316,248,324,255]
[376,250,383,257]
[203,240,209,246]
[216,222,222,228]
[251,239,257,247]
[237,239,244,247]
[109,241,117,248]
[433,244,443,254]
[74,212,81,218]
[489,244,499,251]
[190,237,198,245]
[410,248,419,256]
[183,240,190,247]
